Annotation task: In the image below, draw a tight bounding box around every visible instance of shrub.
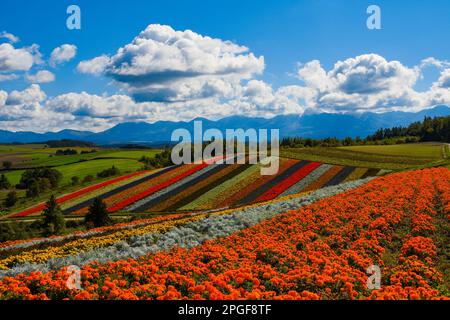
[2,160,12,170]
[97,166,120,179]
[71,176,80,186]
[42,195,65,236]
[82,175,94,183]
[0,174,11,189]
[84,198,112,228]
[4,191,18,207]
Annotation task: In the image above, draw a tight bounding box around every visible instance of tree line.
[281,115,450,148]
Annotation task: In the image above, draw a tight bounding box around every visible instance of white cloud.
[26,70,55,83]
[295,54,427,113]
[77,55,110,75]
[434,69,450,89]
[0,90,7,106]
[0,43,34,72]
[0,73,19,81]
[420,57,450,69]
[50,44,77,66]
[0,31,20,43]
[6,84,46,106]
[79,24,264,102]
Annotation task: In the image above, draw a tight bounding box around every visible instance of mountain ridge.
[1,105,449,144]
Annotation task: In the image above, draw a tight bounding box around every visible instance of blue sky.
[0,0,449,131]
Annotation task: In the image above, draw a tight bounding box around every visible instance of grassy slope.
[281,143,448,170]
[0,146,161,217]
[0,145,160,185]
[338,144,443,159]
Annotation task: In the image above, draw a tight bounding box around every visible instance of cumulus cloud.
[420,57,450,70]
[78,24,264,102]
[26,70,55,83]
[6,84,46,106]
[0,73,19,81]
[0,90,7,106]
[77,55,110,75]
[0,31,20,43]
[50,44,77,66]
[0,43,34,72]
[295,54,428,113]
[434,69,450,89]
[0,25,449,133]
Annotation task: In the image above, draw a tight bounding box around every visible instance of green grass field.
[0,145,162,217]
[281,143,449,170]
[0,145,160,169]
[3,158,143,185]
[0,144,159,189]
[338,143,443,159]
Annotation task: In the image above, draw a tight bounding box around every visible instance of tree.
[71,176,80,186]
[26,180,40,198]
[42,195,65,236]
[97,166,120,178]
[4,191,18,207]
[0,174,11,189]
[82,175,94,183]
[2,161,12,170]
[84,198,112,228]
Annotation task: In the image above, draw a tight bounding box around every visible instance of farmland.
[281,143,448,170]
[1,142,449,300]
[0,144,161,215]
[5,156,382,219]
[0,167,449,299]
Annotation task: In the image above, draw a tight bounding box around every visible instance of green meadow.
[281,143,448,170]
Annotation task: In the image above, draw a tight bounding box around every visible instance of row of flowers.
[254,162,322,202]
[148,163,248,212]
[11,170,153,218]
[0,213,204,272]
[0,176,372,287]
[1,168,448,300]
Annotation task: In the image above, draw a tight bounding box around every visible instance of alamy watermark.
[366,265,381,290]
[66,5,81,30]
[66,265,82,290]
[367,5,381,30]
[171,121,280,175]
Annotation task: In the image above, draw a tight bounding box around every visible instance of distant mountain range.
[1,105,450,145]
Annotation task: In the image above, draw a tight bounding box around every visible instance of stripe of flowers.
[167,164,252,212]
[342,167,369,183]
[279,164,332,197]
[0,213,187,254]
[10,170,152,218]
[302,165,343,192]
[361,168,380,179]
[150,155,249,211]
[192,163,261,211]
[111,163,209,213]
[0,177,374,279]
[129,162,240,212]
[150,163,244,212]
[236,160,308,205]
[60,170,161,211]
[177,164,257,211]
[133,163,230,212]
[62,165,182,215]
[125,155,238,212]
[70,164,199,215]
[322,166,355,187]
[219,158,295,207]
[214,165,263,208]
[254,161,322,202]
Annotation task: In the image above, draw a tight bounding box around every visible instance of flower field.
[0,167,449,300]
[8,158,381,218]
